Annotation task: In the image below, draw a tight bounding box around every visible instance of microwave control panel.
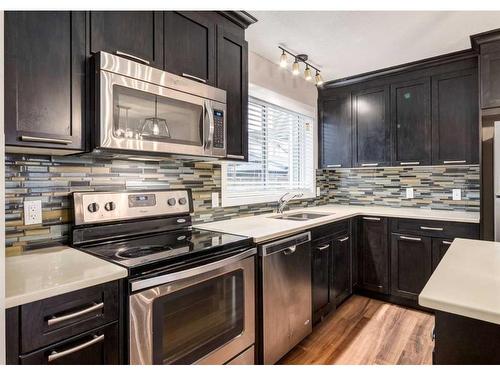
[213,110,225,149]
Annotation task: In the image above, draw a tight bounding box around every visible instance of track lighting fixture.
[278,47,323,86]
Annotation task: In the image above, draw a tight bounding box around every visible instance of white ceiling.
[246,11,500,82]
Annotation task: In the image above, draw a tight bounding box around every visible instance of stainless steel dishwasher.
[259,231,312,364]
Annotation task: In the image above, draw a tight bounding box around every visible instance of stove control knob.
[167,198,176,206]
[87,202,99,213]
[104,201,116,211]
[178,197,187,205]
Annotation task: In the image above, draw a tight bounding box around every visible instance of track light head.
[279,50,288,68]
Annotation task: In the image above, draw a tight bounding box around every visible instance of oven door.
[129,249,255,365]
[98,70,226,158]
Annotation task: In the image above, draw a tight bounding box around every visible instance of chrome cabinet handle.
[443,160,466,164]
[227,154,245,160]
[317,244,330,251]
[400,161,420,166]
[326,164,342,168]
[20,135,72,145]
[283,245,297,255]
[400,235,422,242]
[47,302,104,326]
[442,240,453,245]
[48,334,104,362]
[182,73,207,83]
[115,50,150,65]
[420,226,443,231]
[363,217,381,221]
[339,236,349,242]
[361,163,379,167]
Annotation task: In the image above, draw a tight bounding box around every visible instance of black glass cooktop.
[75,228,252,271]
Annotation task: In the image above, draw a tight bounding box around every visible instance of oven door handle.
[130,248,257,292]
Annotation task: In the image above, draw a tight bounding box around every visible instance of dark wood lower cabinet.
[390,234,432,301]
[431,238,453,271]
[312,240,333,324]
[331,234,351,306]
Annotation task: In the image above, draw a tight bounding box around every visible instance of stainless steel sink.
[272,212,332,221]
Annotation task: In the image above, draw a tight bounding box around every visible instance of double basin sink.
[271,212,332,221]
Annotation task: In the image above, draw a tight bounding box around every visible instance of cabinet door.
[332,234,351,306]
[164,12,216,85]
[358,217,389,294]
[352,86,391,167]
[391,78,431,165]
[217,26,248,160]
[480,42,500,109]
[432,238,453,271]
[319,93,352,168]
[89,11,163,68]
[312,241,331,323]
[5,11,85,151]
[431,69,479,165]
[391,234,432,301]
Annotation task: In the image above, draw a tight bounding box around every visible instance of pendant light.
[279,49,288,68]
[304,65,312,81]
[292,58,300,75]
[278,47,324,85]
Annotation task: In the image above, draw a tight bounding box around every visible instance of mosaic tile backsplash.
[5,153,480,254]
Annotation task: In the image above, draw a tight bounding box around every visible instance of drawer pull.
[400,161,420,166]
[47,302,104,326]
[339,236,349,242]
[326,164,342,168]
[443,160,466,164]
[317,244,330,251]
[420,226,443,231]
[226,154,245,160]
[115,50,150,65]
[400,235,422,242]
[363,217,381,221]
[20,135,72,145]
[361,163,379,167]
[48,334,104,362]
[442,240,453,245]
[182,73,207,83]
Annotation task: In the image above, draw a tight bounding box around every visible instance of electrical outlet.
[24,200,42,225]
[406,188,414,199]
[452,189,462,201]
[316,187,321,197]
[211,192,220,208]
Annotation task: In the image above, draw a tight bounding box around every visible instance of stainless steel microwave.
[92,51,227,159]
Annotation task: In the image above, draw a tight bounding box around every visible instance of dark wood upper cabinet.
[217,26,248,160]
[431,68,479,165]
[89,11,164,68]
[164,12,216,85]
[391,78,431,165]
[331,234,351,306]
[5,11,85,152]
[352,86,391,167]
[478,41,500,109]
[358,217,389,294]
[319,93,352,168]
[391,234,432,301]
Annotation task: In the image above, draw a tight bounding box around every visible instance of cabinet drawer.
[20,322,119,365]
[310,220,349,242]
[20,281,119,353]
[391,218,479,239]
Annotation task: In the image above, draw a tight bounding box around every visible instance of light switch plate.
[211,192,220,208]
[24,200,42,225]
[452,189,461,201]
[406,188,414,199]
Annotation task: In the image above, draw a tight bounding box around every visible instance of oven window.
[153,270,245,364]
[112,85,203,146]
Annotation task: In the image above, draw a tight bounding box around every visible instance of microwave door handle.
[205,100,215,150]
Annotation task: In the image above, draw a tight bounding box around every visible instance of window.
[222,96,315,207]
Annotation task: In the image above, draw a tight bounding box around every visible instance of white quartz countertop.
[419,238,500,325]
[195,204,479,243]
[5,245,128,308]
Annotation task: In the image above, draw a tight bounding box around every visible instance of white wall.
[0,11,5,365]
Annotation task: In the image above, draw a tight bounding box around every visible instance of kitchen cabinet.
[431,68,479,165]
[217,26,249,160]
[390,233,432,301]
[89,11,164,69]
[352,86,391,167]
[478,41,500,109]
[390,78,431,165]
[319,93,352,169]
[357,216,390,294]
[312,240,332,324]
[331,234,351,306]
[4,11,86,152]
[431,238,453,271]
[164,12,216,85]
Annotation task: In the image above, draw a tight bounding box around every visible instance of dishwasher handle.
[260,232,311,256]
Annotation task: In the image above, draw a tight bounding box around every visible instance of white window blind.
[223,96,314,206]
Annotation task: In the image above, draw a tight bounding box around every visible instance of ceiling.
[246,11,500,82]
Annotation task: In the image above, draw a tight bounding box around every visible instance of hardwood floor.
[279,295,434,365]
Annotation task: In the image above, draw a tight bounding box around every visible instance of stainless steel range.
[71,189,256,365]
